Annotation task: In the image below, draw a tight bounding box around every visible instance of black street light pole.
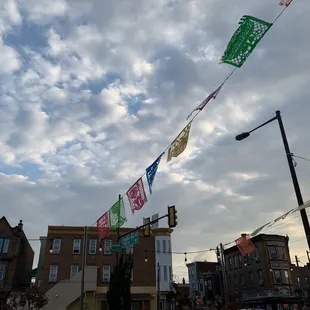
[236,110,310,249]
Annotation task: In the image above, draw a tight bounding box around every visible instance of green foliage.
[107,253,133,310]
[4,285,48,310]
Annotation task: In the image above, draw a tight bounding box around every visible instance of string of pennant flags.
[231,200,310,256]
[96,0,295,240]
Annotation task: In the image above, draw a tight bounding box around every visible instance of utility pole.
[157,262,161,310]
[116,194,121,263]
[216,247,224,301]
[295,255,304,299]
[276,111,310,249]
[220,244,228,310]
[79,226,87,310]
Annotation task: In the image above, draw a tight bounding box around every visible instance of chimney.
[182,278,185,284]
[18,220,23,231]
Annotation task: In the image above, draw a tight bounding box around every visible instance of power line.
[292,154,310,162]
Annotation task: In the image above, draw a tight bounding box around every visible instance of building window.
[49,265,58,282]
[51,239,61,254]
[89,239,97,254]
[240,275,244,286]
[273,270,282,284]
[234,277,238,285]
[70,265,79,278]
[199,282,203,291]
[168,240,171,253]
[163,240,167,253]
[269,246,278,260]
[258,269,263,284]
[228,278,232,290]
[229,257,233,270]
[306,277,309,286]
[73,239,81,254]
[0,238,10,254]
[104,239,112,255]
[297,276,300,287]
[255,248,260,262]
[0,264,6,281]
[169,266,172,281]
[238,254,242,268]
[157,240,160,253]
[278,247,286,260]
[102,265,111,283]
[164,266,168,281]
[207,279,212,290]
[234,256,238,269]
[284,270,289,284]
[249,272,254,286]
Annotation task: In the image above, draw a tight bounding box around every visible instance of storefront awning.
[96,293,154,301]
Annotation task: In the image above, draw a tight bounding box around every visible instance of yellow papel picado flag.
[167,124,191,163]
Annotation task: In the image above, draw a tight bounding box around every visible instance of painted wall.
[155,235,173,292]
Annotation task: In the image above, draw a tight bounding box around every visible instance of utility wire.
[292,154,310,162]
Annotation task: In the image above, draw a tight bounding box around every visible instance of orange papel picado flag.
[235,234,256,256]
[167,124,191,163]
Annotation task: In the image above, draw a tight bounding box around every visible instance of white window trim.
[157,240,160,253]
[163,266,168,281]
[49,265,58,282]
[104,239,112,255]
[89,239,97,254]
[0,264,6,281]
[70,265,79,278]
[163,240,166,254]
[52,239,61,254]
[73,239,81,254]
[102,265,111,283]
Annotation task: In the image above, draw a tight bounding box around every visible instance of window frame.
[49,265,58,282]
[273,269,282,284]
[52,239,61,254]
[156,240,160,253]
[72,239,81,254]
[163,240,167,254]
[89,239,97,255]
[0,238,10,254]
[228,257,233,270]
[104,239,112,255]
[269,246,278,260]
[283,270,290,284]
[234,256,238,269]
[255,248,260,263]
[249,272,254,286]
[0,264,6,281]
[258,269,263,284]
[70,265,79,278]
[278,247,286,260]
[163,266,168,281]
[102,265,111,283]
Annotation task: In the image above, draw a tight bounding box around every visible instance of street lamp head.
[235,132,250,141]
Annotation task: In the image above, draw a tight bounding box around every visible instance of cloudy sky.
[1,0,310,281]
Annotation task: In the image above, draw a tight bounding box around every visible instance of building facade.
[224,234,301,310]
[187,261,221,304]
[0,217,34,308]
[155,234,174,310]
[36,225,173,310]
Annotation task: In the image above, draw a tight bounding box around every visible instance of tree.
[4,285,48,310]
[107,253,133,310]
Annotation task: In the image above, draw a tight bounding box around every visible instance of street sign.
[120,232,139,247]
[111,242,122,252]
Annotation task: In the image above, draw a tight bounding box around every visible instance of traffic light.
[168,205,178,228]
[144,217,151,237]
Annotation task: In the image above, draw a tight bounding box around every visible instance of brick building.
[36,225,173,310]
[224,234,301,310]
[0,217,34,307]
[187,261,221,303]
